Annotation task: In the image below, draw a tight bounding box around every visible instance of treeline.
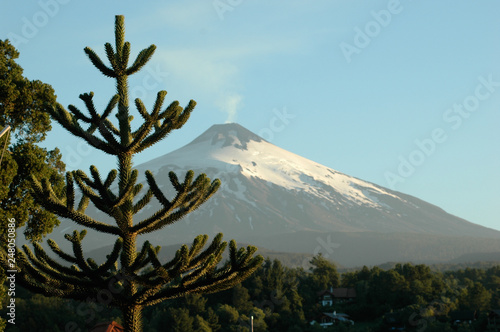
[2,256,499,331]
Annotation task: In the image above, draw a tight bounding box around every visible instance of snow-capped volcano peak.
[50,123,500,268]
[132,123,500,241]
[186,123,264,150]
[139,123,400,209]
[155,123,397,208]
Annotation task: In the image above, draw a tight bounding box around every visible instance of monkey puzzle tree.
[1,16,263,332]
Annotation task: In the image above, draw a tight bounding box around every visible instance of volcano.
[50,123,500,267]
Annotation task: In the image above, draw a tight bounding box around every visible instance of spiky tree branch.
[0,15,263,332]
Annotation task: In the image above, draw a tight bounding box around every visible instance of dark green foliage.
[216,303,240,327]
[459,281,492,311]
[205,307,221,331]
[0,40,64,240]
[0,16,262,332]
[0,39,65,331]
[166,307,194,332]
[0,39,55,144]
[0,39,65,242]
[193,314,212,332]
[2,259,499,331]
[310,254,340,290]
[231,283,253,313]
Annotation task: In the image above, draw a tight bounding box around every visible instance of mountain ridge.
[134,122,499,238]
[36,122,500,267]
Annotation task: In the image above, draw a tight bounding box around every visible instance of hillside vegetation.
[2,256,499,331]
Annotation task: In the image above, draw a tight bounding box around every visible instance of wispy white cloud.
[136,0,306,122]
[155,40,298,122]
[155,48,240,122]
[218,93,242,123]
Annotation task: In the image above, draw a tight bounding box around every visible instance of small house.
[310,311,354,328]
[317,287,356,306]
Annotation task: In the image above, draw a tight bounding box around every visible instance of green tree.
[232,283,253,313]
[0,16,262,332]
[1,39,65,331]
[216,304,240,330]
[0,39,64,241]
[340,271,358,288]
[167,307,194,332]
[205,307,221,331]
[245,307,267,332]
[310,254,340,290]
[460,281,492,311]
[0,39,54,144]
[193,315,212,332]
[185,293,208,316]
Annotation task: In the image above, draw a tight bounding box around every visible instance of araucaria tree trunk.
[1,16,263,332]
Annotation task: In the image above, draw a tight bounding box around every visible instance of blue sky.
[1,1,499,231]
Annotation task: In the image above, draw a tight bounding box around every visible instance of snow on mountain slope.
[41,123,500,264]
[136,123,403,211]
[130,123,500,240]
